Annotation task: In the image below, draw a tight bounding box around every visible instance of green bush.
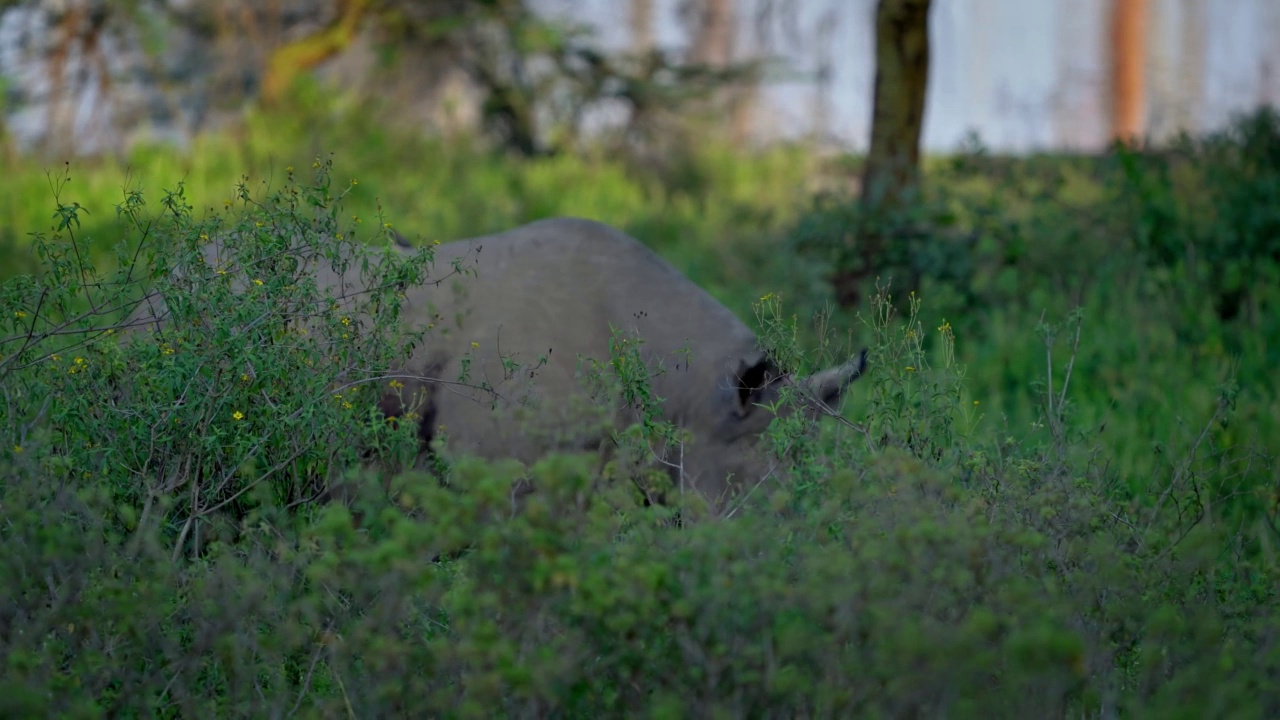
[1,97,1277,718]
[787,109,1280,510]
[4,209,1278,714]
[1,160,425,556]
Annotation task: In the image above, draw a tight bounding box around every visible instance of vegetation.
[1,95,1277,716]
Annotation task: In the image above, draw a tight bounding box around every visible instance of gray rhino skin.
[126,217,867,511]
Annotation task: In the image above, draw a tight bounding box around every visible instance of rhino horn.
[801,347,869,409]
[730,346,868,417]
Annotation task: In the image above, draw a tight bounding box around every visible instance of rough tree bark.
[1109,0,1149,143]
[833,0,931,309]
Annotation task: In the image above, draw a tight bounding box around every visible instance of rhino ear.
[731,351,785,417]
[801,347,869,409]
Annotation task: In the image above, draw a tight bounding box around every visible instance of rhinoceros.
[125,217,867,512]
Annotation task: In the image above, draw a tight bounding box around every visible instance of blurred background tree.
[0,0,763,159]
[831,0,931,308]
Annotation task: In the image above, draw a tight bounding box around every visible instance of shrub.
[2,122,1278,715]
[4,233,1277,715]
[0,160,426,556]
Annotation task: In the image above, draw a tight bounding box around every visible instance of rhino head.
[671,346,869,511]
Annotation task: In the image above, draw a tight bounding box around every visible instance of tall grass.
[4,97,1275,499]
[1,96,1276,716]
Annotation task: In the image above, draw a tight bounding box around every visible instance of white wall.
[534,0,1280,152]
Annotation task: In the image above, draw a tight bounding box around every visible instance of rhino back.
[407,217,760,458]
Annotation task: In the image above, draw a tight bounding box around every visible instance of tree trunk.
[687,0,756,143]
[1109,0,1149,143]
[690,0,734,66]
[630,0,654,53]
[833,0,932,308]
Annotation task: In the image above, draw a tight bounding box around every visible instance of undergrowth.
[0,100,1277,717]
[1,160,1277,716]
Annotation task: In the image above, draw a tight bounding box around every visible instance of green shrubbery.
[2,267,1274,715]
[1,102,1278,716]
[791,110,1280,507]
[1,161,427,556]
